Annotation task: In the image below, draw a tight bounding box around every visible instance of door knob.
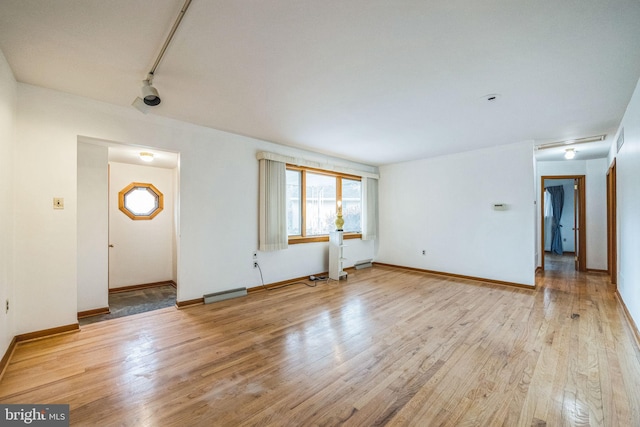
[108,244,114,248]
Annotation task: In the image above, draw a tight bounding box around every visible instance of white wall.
[543,179,575,252]
[77,142,109,312]
[377,142,536,286]
[0,50,16,359]
[536,159,608,270]
[585,158,608,270]
[615,76,640,330]
[12,83,376,334]
[109,162,175,289]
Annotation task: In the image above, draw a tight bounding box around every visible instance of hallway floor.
[79,285,176,325]
[544,252,575,272]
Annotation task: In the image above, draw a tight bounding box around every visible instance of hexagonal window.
[118,182,164,220]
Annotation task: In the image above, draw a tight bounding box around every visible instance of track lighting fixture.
[141,74,161,106]
[132,0,193,113]
[535,134,606,151]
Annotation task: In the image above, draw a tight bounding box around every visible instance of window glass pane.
[286,170,301,236]
[306,173,336,236]
[124,187,158,216]
[342,179,362,232]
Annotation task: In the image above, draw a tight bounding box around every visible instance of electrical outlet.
[253,252,258,260]
[422,250,426,256]
[254,262,258,269]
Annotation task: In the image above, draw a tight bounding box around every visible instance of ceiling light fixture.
[139,152,154,162]
[132,0,193,113]
[564,148,576,160]
[535,134,606,151]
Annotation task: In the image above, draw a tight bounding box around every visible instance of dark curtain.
[546,185,564,254]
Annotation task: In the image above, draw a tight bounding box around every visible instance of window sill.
[288,233,362,245]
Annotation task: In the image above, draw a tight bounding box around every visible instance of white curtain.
[259,159,288,251]
[362,177,378,241]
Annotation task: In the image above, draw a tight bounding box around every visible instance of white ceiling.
[80,136,179,169]
[109,145,178,170]
[2,0,640,165]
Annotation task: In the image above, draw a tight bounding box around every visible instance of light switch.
[53,197,64,209]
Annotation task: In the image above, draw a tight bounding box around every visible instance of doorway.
[106,159,178,321]
[108,161,177,290]
[540,175,586,272]
[77,139,180,323]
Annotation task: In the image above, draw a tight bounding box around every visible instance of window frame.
[118,182,164,220]
[286,164,362,244]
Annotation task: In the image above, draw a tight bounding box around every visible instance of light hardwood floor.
[1,265,639,426]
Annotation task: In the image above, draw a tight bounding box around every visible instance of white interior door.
[77,142,109,312]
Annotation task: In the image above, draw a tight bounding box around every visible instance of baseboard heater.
[204,287,247,304]
[354,259,373,270]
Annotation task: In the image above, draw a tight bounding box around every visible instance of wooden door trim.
[576,176,587,272]
[607,159,617,285]
[574,179,579,270]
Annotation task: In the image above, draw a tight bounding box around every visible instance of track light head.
[141,79,161,106]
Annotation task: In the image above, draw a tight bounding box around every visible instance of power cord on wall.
[255,262,318,291]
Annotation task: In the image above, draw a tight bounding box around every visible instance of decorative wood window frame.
[287,165,362,244]
[118,182,164,220]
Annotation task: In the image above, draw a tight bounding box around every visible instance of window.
[305,172,336,236]
[342,178,362,233]
[118,182,164,220]
[286,165,361,243]
[286,169,301,236]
